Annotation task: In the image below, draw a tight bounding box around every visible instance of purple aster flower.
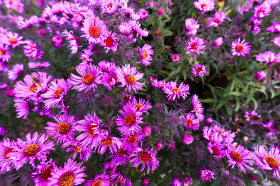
[98,60,117,73]
[45,113,77,143]
[85,174,110,186]
[194,0,215,13]
[253,1,271,18]
[256,71,267,80]
[207,143,226,159]
[126,97,152,114]
[130,147,159,174]
[192,94,204,121]
[101,0,118,14]
[191,64,207,77]
[97,135,121,155]
[202,126,223,144]
[2,31,24,48]
[171,54,181,62]
[267,22,280,33]
[116,64,145,92]
[70,63,103,92]
[237,2,253,15]
[172,177,182,186]
[183,175,192,185]
[0,138,16,174]
[32,159,57,186]
[138,44,154,66]
[226,144,254,173]
[23,40,44,60]
[214,37,223,47]
[138,8,149,20]
[101,31,118,53]
[7,64,24,81]
[274,36,280,47]
[48,159,86,186]
[102,71,118,90]
[0,43,11,62]
[9,132,54,170]
[119,22,132,35]
[28,61,50,69]
[163,81,190,101]
[62,140,92,161]
[183,113,199,130]
[185,18,199,36]
[122,132,146,151]
[245,110,262,125]
[14,99,30,119]
[110,147,131,167]
[111,172,132,186]
[0,126,6,136]
[256,51,280,64]
[200,169,215,181]
[208,11,226,27]
[63,30,79,54]
[183,134,194,145]
[186,37,205,55]
[231,38,251,57]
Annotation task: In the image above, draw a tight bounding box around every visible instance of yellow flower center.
[58,172,75,186]
[186,119,193,126]
[124,114,135,126]
[230,151,243,162]
[134,103,143,111]
[125,75,136,85]
[57,122,71,134]
[54,88,64,98]
[89,26,100,38]
[0,49,5,55]
[264,156,279,168]
[82,73,95,85]
[171,88,181,94]
[91,178,102,186]
[24,144,41,157]
[102,137,112,146]
[127,134,137,144]
[9,38,17,44]
[29,84,38,93]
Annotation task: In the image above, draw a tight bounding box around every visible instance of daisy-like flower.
[184,113,199,130]
[97,136,121,155]
[253,145,280,179]
[0,43,11,62]
[85,174,110,186]
[171,54,181,62]
[138,8,149,20]
[185,18,199,36]
[191,64,207,77]
[139,44,154,66]
[183,134,194,145]
[200,169,215,181]
[186,37,205,55]
[80,49,93,64]
[63,30,79,54]
[70,63,103,92]
[9,132,54,170]
[62,140,92,161]
[116,106,143,136]
[14,99,30,119]
[42,78,71,108]
[119,22,132,35]
[231,38,251,57]
[102,70,118,90]
[256,71,267,80]
[267,22,280,33]
[274,36,280,47]
[126,97,152,114]
[122,132,146,151]
[32,159,57,186]
[253,1,271,18]
[202,126,223,144]
[237,2,253,15]
[207,143,226,159]
[48,159,86,186]
[110,147,131,166]
[111,173,132,186]
[28,61,50,69]
[163,81,190,102]
[214,37,223,47]
[98,60,117,73]
[7,64,24,81]
[256,51,280,64]
[101,0,118,15]
[23,40,44,60]
[194,0,215,13]
[45,113,77,143]
[208,11,226,27]
[130,147,159,174]
[129,20,149,39]
[226,144,254,173]
[81,14,108,44]
[116,64,145,92]
[2,32,24,48]
[76,113,108,150]
[0,138,16,174]
[102,32,118,53]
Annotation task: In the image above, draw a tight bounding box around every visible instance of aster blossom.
[185,18,199,36]
[163,81,190,101]
[23,40,44,60]
[32,159,57,186]
[256,51,280,64]
[231,38,251,57]
[0,43,11,62]
[2,31,24,48]
[194,0,215,13]
[62,140,92,161]
[139,44,154,66]
[192,95,204,121]
[111,172,132,186]
[200,169,215,181]
[208,11,226,27]
[126,97,152,114]
[0,138,17,174]
[186,37,205,55]
[7,64,24,81]
[253,1,271,18]
[191,64,207,77]
[183,113,199,130]
[97,135,121,155]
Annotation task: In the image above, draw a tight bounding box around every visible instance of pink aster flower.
[231,38,251,57]
[7,64,24,81]
[52,35,63,48]
[0,43,11,62]
[192,94,204,121]
[184,113,199,130]
[126,97,152,114]
[98,60,117,73]
[171,54,181,62]
[62,140,92,161]
[2,32,24,48]
[116,64,145,92]
[274,36,280,47]
[32,159,57,186]
[101,0,118,14]
[183,134,194,145]
[102,70,118,90]
[186,37,205,55]
[63,30,79,54]
[122,132,146,151]
[256,71,267,80]
[110,147,131,166]
[130,147,159,174]
[23,40,44,60]
[194,0,215,13]
[129,20,149,39]
[101,31,118,53]
[183,175,192,185]
[208,11,226,27]
[267,22,280,33]
[163,81,190,101]
[119,22,132,35]
[226,144,254,173]
[14,99,30,119]
[139,44,154,66]
[200,169,215,181]
[9,132,54,170]
[214,37,223,47]
[253,1,271,18]
[48,159,86,186]
[81,14,108,44]
[172,177,182,186]
[70,63,103,92]
[207,143,226,159]
[116,106,143,135]
[185,18,199,36]
[0,138,17,174]
[28,61,50,69]
[45,113,77,143]
[237,2,253,15]
[138,8,149,20]
[256,51,280,64]
[97,136,121,155]
[253,145,280,179]
[76,113,108,150]
[85,174,110,186]
[191,64,207,77]
[80,49,93,64]
[111,172,132,186]
[42,78,71,108]
[202,126,223,144]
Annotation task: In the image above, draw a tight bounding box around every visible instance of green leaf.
[216,99,227,110]
[225,103,233,116]
[201,98,218,103]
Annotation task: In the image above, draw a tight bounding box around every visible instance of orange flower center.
[4,148,13,160]
[82,73,95,85]
[186,119,193,126]
[218,129,225,134]
[87,123,98,136]
[171,88,181,94]
[264,156,279,168]
[139,151,151,163]
[104,36,113,47]
[9,38,17,44]
[125,75,136,85]
[142,50,148,59]
[134,103,143,111]
[41,166,53,181]
[0,49,5,55]
[124,114,136,126]
[91,178,102,186]
[54,88,64,98]
[212,147,220,155]
[58,172,75,186]
[29,84,38,93]
[117,148,127,156]
[72,145,82,152]
[230,151,243,162]
[117,177,126,184]
[24,144,40,157]
[236,45,244,52]
[89,26,100,38]
[127,134,137,143]
[102,137,112,146]
[57,122,71,134]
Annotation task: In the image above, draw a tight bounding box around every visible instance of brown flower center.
[117,177,126,183]
[57,122,71,134]
[102,137,112,146]
[54,88,64,98]
[213,19,220,24]
[125,75,136,85]
[72,145,82,152]
[89,26,100,38]
[82,73,95,85]
[127,134,137,144]
[171,88,181,94]
[230,151,243,162]
[212,147,220,155]
[117,148,127,156]
[108,77,117,84]
[139,151,151,163]
[24,144,40,157]
[124,114,135,126]
[41,166,53,181]
[264,156,279,168]
[58,172,75,186]
[134,103,143,111]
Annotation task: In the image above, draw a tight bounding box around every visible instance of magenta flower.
[70,63,103,92]
[45,113,77,143]
[126,97,152,114]
[62,140,92,161]
[273,36,280,47]
[256,71,267,80]
[192,95,204,121]
[191,64,207,77]
[163,81,190,101]
[237,2,253,15]
[172,177,182,186]
[110,147,131,167]
[48,159,85,186]
[102,31,118,53]
[253,1,271,18]
[186,37,205,55]
[14,99,30,119]
[116,64,145,92]
[111,172,132,186]
[2,31,24,48]
[32,159,57,186]
[0,138,16,174]
[130,147,159,174]
[194,0,215,13]
[63,30,79,54]
[200,169,215,181]
[28,61,50,69]
[267,22,280,33]
[185,18,199,36]
[97,136,121,155]
[138,8,149,20]
[183,134,194,145]
[202,126,223,144]
[183,113,199,130]
[171,54,181,62]
[214,37,223,47]
[23,40,44,60]
[9,132,54,170]
[207,143,226,159]
[102,71,118,90]
[122,132,145,151]
[119,22,132,35]
[208,11,226,27]
[101,0,118,15]
[139,44,154,66]
[226,144,253,173]
[7,64,24,81]
[0,43,11,62]
[231,38,251,57]
[85,174,110,186]
[256,51,280,64]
